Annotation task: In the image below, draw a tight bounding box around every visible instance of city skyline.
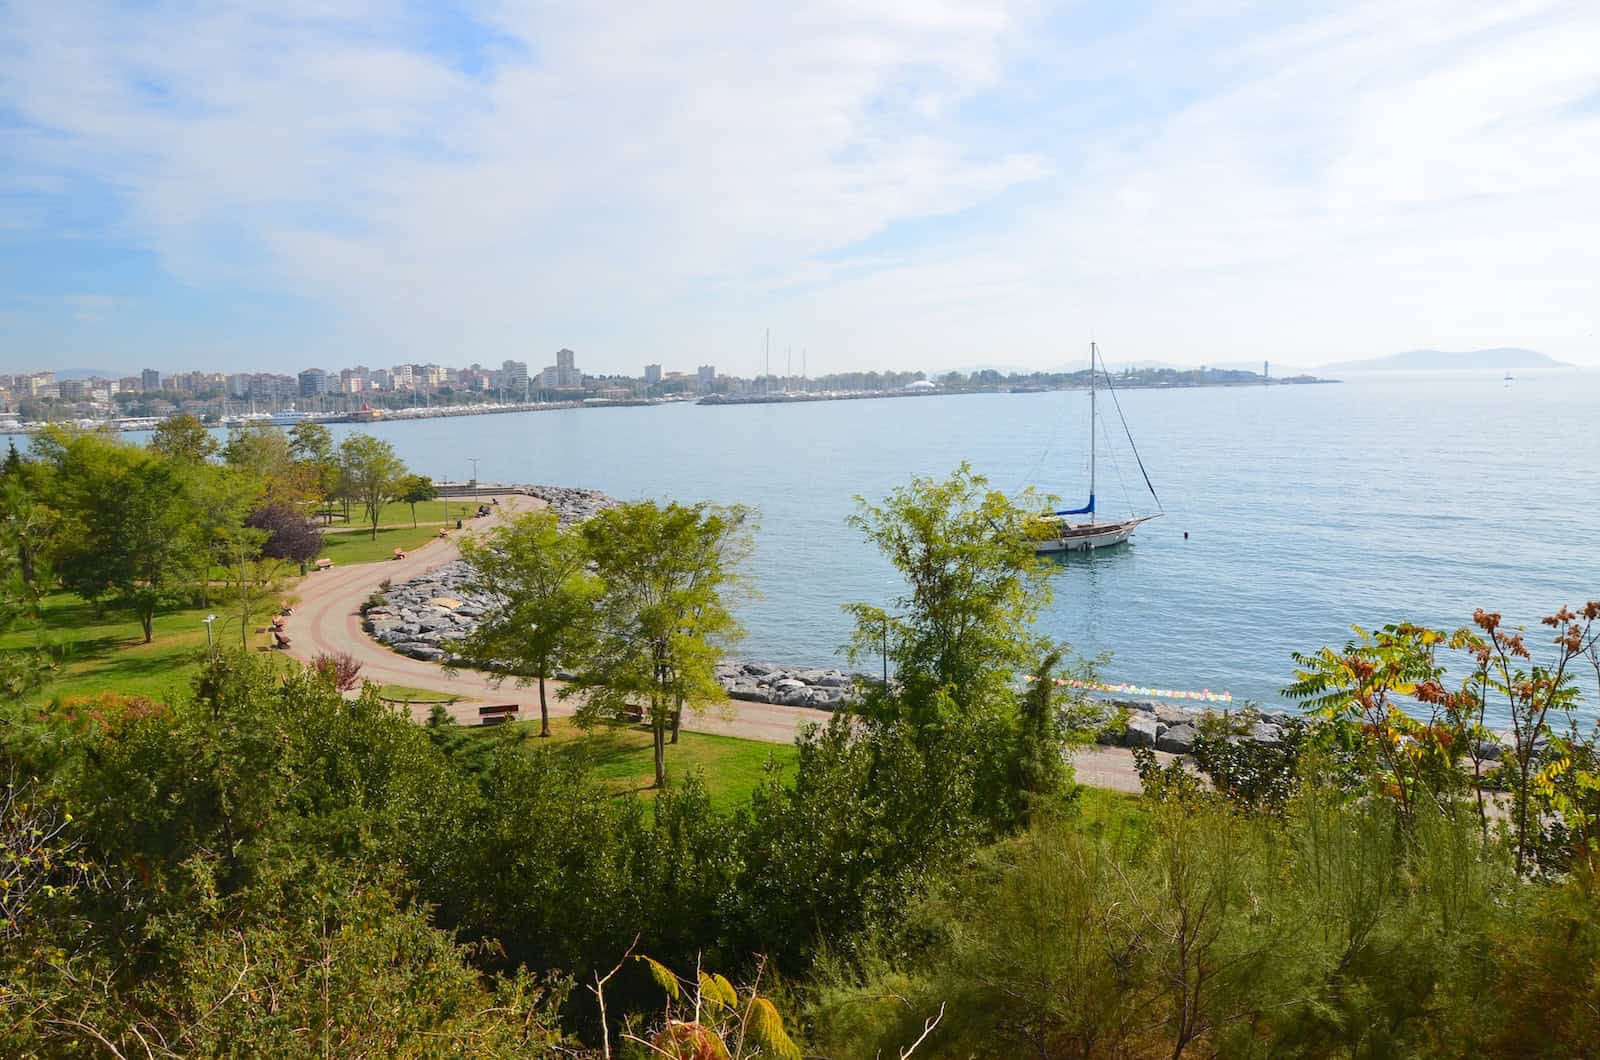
[4,2,1599,373]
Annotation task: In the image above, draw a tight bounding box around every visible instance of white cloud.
[3,0,1598,371]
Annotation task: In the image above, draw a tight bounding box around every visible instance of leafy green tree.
[338,433,406,540]
[221,422,311,506]
[53,444,203,642]
[453,510,599,737]
[287,419,333,464]
[289,420,340,522]
[1011,649,1073,827]
[187,463,259,607]
[214,525,286,649]
[1287,622,1477,828]
[569,501,752,787]
[149,412,218,464]
[0,446,56,587]
[844,461,1052,727]
[396,472,439,527]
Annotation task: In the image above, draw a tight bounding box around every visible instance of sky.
[2,0,1598,377]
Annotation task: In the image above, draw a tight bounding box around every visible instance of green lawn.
[431,716,798,814]
[376,684,461,704]
[1071,785,1151,845]
[316,524,451,566]
[321,499,485,532]
[0,592,277,706]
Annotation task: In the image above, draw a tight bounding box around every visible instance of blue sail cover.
[1054,494,1095,516]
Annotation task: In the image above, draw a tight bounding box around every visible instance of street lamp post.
[469,457,480,506]
[202,614,217,653]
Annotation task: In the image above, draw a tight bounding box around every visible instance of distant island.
[1320,347,1575,372]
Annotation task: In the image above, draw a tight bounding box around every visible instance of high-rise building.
[697,365,715,386]
[297,368,328,397]
[543,348,582,388]
[644,363,662,385]
[141,368,161,392]
[501,359,529,396]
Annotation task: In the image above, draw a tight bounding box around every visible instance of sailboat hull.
[1032,515,1159,554]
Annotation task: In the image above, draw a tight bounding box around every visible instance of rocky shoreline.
[360,482,1296,750]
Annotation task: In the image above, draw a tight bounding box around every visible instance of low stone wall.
[1097,698,1293,753]
[715,661,857,710]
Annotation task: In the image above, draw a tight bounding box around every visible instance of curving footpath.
[282,494,1151,791]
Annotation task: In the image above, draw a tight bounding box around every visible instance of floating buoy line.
[1025,675,1234,704]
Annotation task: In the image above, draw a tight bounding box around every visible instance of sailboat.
[1030,343,1163,553]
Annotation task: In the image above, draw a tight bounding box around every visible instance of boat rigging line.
[1095,349,1164,514]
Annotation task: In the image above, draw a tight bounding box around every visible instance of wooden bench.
[478,704,520,726]
[314,557,333,571]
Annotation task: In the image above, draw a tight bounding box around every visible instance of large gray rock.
[1123,715,1159,748]
[1247,721,1283,748]
[1155,704,1197,726]
[1156,723,1198,753]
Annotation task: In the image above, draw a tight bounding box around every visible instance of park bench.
[314,557,333,571]
[478,703,520,726]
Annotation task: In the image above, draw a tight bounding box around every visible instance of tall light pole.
[469,457,480,505]
[202,614,217,653]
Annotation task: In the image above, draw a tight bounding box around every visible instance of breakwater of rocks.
[1101,700,1292,754]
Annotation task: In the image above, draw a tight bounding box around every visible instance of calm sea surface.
[49,372,1600,721]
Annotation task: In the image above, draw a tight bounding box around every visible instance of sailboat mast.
[1089,343,1097,513]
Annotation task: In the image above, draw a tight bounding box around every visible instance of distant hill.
[1320,348,1573,372]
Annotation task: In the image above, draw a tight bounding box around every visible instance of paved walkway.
[282,495,1153,792]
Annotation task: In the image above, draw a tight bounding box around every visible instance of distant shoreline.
[698,376,1338,407]
[0,375,1339,436]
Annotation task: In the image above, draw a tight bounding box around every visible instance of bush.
[245,502,323,563]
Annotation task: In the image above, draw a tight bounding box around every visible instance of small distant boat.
[1503,372,1515,384]
[1028,343,1163,554]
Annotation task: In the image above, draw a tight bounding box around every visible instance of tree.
[1012,649,1071,827]
[150,413,218,464]
[213,525,287,649]
[1464,603,1600,873]
[0,445,56,587]
[287,420,333,464]
[288,421,340,523]
[53,443,204,642]
[396,473,439,528]
[569,501,753,786]
[221,423,310,506]
[338,433,406,540]
[245,501,323,563]
[453,510,600,737]
[844,461,1052,726]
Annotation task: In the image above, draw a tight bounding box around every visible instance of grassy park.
[320,497,484,531]
[429,715,798,813]
[316,523,452,565]
[0,592,276,705]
